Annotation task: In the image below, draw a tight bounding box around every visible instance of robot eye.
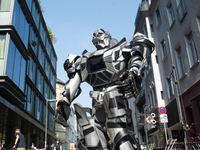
[99,40,103,44]
[97,33,103,37]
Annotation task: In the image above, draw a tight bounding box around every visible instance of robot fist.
[119,71,142,99]
[54,100,71,127]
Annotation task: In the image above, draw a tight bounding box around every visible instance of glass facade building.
[0,0,57,149]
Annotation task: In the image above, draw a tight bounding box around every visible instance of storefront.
[0,97,57,150]
[181,80,200,137]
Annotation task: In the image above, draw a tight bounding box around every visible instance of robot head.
[92,29,111,50]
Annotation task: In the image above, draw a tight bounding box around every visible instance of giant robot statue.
[54,29,154,150]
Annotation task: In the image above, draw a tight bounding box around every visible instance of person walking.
[13,128,26,150]
[140,142,147,150]
[30,143,36,150]
[54,139,62,150]
[2,144,7,150]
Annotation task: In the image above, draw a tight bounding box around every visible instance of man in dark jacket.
[54,139,62,150]
[13,128,26,150]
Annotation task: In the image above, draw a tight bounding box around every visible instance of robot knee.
[113,129,140,150]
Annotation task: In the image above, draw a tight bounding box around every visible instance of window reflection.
[25,84,34,115]
[12,0,29,48]
[6,39,26,92]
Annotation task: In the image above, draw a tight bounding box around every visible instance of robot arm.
[128,32,154,76]
[119,33,154,99]
[54,54,82,127]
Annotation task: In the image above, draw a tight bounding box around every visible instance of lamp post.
[45,99,57,149]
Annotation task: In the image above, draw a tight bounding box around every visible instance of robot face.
[92,29,111,50]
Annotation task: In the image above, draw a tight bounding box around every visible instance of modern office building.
[0,0,57,149]
[134,0,200,148]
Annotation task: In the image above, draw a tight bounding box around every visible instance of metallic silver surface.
[55,29,154,150]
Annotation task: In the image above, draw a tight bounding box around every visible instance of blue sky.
[41,0,141,108]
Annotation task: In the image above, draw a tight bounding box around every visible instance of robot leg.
[74,103,110,150]
[103,89,140,150]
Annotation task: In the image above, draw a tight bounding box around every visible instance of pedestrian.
[140,142,147,150]
[12,128,26,150]
[2,144,7,150]
[30,143,36,150]
[54,139,62,150]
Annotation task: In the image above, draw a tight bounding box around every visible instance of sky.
[41,0,141,108]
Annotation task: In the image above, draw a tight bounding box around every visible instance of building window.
[31,0,40,28]
[0,0,10,11]
[152,87,157,106]
[12,0,29,48]
[29,26,38,54]
[175,46,185,78]
[167,2,175,27]
[166,77,174,98]
[176,0,187,21]
[185,30,198,67]
[38,43,45,69]
[25,0,32,10]
[25,84,34,115]
[196,15,200,33]
[155,7,161,25]
[6,39,26,91]
[160,39,167,59]
[37,68,44,94]
[142,24,148,37]
[44,80,50,99]
[0,34,6,75]
[27,56,36,84]
[150,24,154,32]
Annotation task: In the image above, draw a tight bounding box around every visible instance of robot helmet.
[92,29,111,50]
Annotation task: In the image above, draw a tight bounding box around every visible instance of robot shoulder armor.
[64,54,81,75]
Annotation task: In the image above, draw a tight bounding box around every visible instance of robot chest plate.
[84,47,127,87]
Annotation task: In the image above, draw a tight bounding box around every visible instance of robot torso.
[80,38,131,88]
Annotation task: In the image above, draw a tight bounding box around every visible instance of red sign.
[159,106,167,114]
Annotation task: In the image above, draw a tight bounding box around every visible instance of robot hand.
[54,99,70,127]
[119,71,142,99]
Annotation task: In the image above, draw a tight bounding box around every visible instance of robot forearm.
[62,72,81,105]
[54,72,81,127]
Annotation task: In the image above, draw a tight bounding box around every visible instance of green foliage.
[47,26,57,44]
[38,0,44,12]
[37,0,56,44]
[157,124,165,144]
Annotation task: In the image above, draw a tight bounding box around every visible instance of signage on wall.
[160,114,168,123]
[159,106,167,114]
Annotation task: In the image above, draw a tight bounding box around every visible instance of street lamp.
[45,99,57,149]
